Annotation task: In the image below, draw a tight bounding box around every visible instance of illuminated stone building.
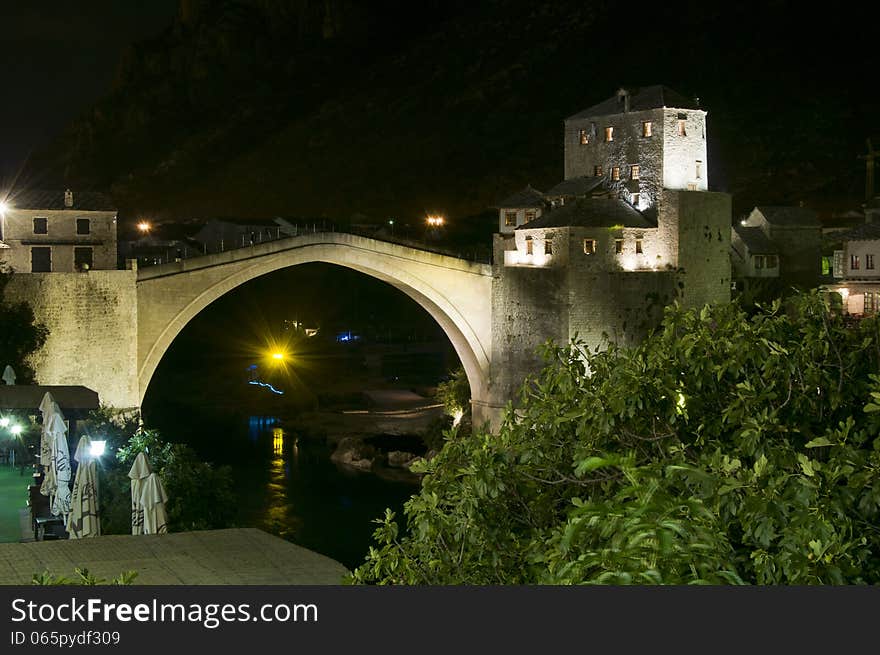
[0,189,117,272]
[489,86,730,405]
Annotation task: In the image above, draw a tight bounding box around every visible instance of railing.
[134,223,491,267]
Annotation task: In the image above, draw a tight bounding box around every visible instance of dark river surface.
[145,410,419,572]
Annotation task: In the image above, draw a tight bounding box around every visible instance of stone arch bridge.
[6,232,503,426]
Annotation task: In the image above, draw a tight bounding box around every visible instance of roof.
[4,190,116,211]
[567,85,701,121]
[517,198,655,230]
[733,225,778,254]
[753,206,820,227]
[495,186,546,209]
[0,385,100,415]
[832,222,880,242]
[545,177,605,197]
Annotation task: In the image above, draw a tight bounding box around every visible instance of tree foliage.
[352,292,880,584]
[85,410,237,535]
[0,266,48,383]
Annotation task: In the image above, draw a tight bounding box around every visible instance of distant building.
[0,189,117,272]
[825,222,880,315]
[734,206,821,289]
[191,218,290,254]
[731,224,780,279]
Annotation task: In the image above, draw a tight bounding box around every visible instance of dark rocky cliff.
[27,0,874,224]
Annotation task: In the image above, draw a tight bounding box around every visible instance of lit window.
[524,210,536,224]
[612,167,620,181]
[544,238,553,255]
[642,121,652,137]
[867,254,875,270]
[755,255,765,269]
[583,239,596,255]
[605,126,614,142]
[631,193,640,206]
[630,165,640,180]
[867,292,877,315]
[579,129,590,145]
[851,254,861,270]
[76,218,90,235]
[677,115,687,136]
[74,247,93,270]
[687,183,697,191]
[615,239,624,254]
[525,237,533,255]
[504,212,517,227]
[635,239,643,254]
[33,217,48,234]
[766,255,777,268]
[594,165,604,177]
[695,161,702,179]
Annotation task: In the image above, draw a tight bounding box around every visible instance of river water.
[145,412,419,572]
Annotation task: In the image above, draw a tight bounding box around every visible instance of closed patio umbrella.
[39,392,62,466]
[2,365,15,385]
[66,436,100,539]
[128,452,152,535]
[40,411,71,518]
[140,472,169,535]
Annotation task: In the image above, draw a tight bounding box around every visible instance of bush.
[89,414,237,534]
[352,292,880,585]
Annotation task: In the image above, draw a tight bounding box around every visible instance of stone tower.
[483,86,730,425]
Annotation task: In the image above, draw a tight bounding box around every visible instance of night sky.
[0,2,178,180]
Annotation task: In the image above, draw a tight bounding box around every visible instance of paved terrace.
[0,528,349,585]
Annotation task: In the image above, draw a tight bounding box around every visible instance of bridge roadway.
[136,231,496,422]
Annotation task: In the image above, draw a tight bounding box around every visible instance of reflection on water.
[153,413,418,571]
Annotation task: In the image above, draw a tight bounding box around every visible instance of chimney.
[616,88,630,113]
[64,189,74,208]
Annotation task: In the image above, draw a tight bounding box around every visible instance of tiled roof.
[833,222,880,242]
[733,225,778,254]
[754,206,820,227]
[517,198,655,230]
[495,186,546,209]
[545,176,605,197]
[566,85,701,121]
[3,189,116,211]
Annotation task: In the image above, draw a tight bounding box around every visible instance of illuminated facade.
[488,86,730,408]
[0,189,117,272]
[826,222,880,315]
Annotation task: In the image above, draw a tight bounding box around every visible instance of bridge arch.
[136,233,493,413]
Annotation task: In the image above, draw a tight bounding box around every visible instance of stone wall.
[4,270,139,409]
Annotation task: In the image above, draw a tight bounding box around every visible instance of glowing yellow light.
[426,215,445,227]
[273,427,284,455]
[137,221,152,233]
[272,352,285,361]
[839,288,850,301]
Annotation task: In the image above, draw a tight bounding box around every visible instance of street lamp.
[137,221,152,234]
[90,440,106,458]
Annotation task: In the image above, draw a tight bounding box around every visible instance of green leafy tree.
[352,292,880,584]
[0,266,48,382]
[86,411,238,535]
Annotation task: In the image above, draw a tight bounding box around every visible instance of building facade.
[826,222,880,315]
[488,86,730,405]
[0,190,117,272]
